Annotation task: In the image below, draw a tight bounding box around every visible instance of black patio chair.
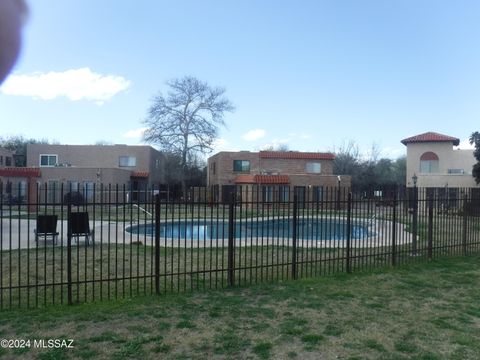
[69,212,94,246]
[34,215,59,245]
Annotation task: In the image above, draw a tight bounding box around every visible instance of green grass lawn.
[1,255,480,359]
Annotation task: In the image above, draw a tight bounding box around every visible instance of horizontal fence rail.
[0,182,479,309]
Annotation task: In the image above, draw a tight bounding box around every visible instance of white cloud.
[456,138,475,150]
[212,138,238,152]
[123,127,148,139]
[0,67,131,104]
[242,129,266,141]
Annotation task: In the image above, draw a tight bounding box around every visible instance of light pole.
[412,173,418,256]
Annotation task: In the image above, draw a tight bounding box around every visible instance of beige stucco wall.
[405,142,478,188]
[26,144,165,184]
[27,144,151,168]
[38,167,132,186]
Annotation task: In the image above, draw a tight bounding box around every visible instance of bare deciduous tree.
[261,143,290,152]
[332,140,361,176]
[332,140,406,190]
[366,142,382,164]
[143,76,234,195]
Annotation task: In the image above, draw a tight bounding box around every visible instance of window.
[119,156,137,167]
[262,186,274,202]
[5,157,11,166]
[19,181,27,198]
[211,162,216,175]
[448,169,464,174]
[235,186,243,202]
[67,181,79,192]
[306,162,321,173]
[40,154,58,167]
[0,156,3,165]
[419,152,439,173]
[279,186,290,203]
[84,182,95,201]
[233,160,250,172]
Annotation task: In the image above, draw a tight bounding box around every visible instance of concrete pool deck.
[1,219,138,250]
[1,217,412,251]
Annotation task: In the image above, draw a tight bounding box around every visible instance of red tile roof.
[0,167,41,177]
[235,174,290,184]
[131,171,149,178]
[235,175,255,184]
[259,151,335,160]
[401,132,460,146]
[254,175,290,184]
[234,175,255,184]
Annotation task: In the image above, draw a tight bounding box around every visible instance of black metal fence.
[1,183,480,310]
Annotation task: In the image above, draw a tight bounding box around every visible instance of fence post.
[154,194,160,294]
[67,202,72,305]
[292,192,298,280]
[427,192,433,260]
[227,191,236,287]
[412,186,418,256]
[346,192,352,273]
[462,192,468,256]
[392,187,397,267]
[336,181,341,211]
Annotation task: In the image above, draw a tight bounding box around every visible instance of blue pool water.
[127,219,371,241]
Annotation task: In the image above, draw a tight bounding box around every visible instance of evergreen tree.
[469,132,480,184]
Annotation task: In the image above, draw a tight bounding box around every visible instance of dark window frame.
[39,154,58,167]
[233,160,250,172]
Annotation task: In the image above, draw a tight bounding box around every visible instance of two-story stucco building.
[402,132,478,189]
[402,131,480,210]
[207,150,351,203]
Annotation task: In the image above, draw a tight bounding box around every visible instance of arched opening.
[420,152,439,173]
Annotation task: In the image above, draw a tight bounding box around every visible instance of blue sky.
[1,0,479,159]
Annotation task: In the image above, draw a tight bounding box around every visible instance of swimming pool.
[126,218,372,241]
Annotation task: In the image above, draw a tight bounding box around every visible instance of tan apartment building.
[207,151,351,203]
[402,132,478,188]
[0,144,166,203]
